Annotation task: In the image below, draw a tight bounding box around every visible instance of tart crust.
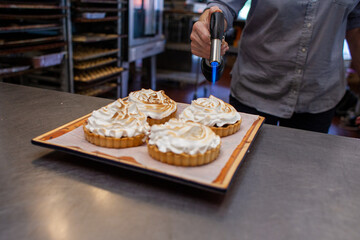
[147,141,221,166]
[210,119,242,137]
[147,109,177,126]
[83,124,145,148]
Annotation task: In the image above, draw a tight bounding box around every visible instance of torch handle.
[210,12,224,40]
[209,12,224,64]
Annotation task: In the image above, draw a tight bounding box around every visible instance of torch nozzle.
[210,38,222,64]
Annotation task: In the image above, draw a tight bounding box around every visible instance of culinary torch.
[201,11,225,83]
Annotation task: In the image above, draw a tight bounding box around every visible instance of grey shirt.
[208,0,360,118]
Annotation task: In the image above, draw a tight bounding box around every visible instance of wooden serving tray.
[32,106,264,193]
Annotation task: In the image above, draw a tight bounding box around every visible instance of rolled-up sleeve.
[207,0,248,30]
[347,3,360,31]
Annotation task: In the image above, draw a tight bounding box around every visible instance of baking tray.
[32,105,264,193]
[32,51,66,68]
[74,58,117,70]
[73,49,119,61]
[0,42,66,55]
[0,35,64,47]
[72,34,118,43]
[74,16,120,23]
[0,14,66,20]
[0,3,67,10]
[74,74,120,91]
[0,24,60,33]
[0,64,30,75]
[77,82,117,96]
[75,7,122,12]
[74,67,123,83]
[81,12,106,19]
[75,0,126,4]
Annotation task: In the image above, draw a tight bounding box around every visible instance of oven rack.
[72,34,127,43]
[74,0,126,4]
[74,57,117,70]
[0,0,70,92]
[0,35,64,47]
[0,0,129,99]
[77,82,117,97]
[0,2,68,10]
[74,71,122,92]
[70,0,127,99]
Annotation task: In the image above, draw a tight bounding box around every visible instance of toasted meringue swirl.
[86,99,149,138]
[179,95,241,127]
[148,119,220,155]
[128,89,177,119]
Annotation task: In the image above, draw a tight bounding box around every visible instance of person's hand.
[190,6,229,59]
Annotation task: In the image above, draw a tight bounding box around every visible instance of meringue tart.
[147,119,221,166]
[84,98,149,148]
[179,95,242,137]
[128,88,177,126]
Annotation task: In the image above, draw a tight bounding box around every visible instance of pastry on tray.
[83,98,149,148]
[128,88,177,126]
[147,119,221,166]
[179,95,242,137]
[74,66,123,82]
[74,57,116,69]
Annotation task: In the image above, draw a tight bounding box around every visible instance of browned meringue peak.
[128,88,177,119]
[86,98,149,138]
[179,95,241,127]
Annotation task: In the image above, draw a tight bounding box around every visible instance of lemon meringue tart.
[147,119,221,166]
[84,98,150,148]
[128,88,177,126]
[179,95,242,137]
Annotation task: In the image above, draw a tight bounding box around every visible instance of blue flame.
[211,61,219,84]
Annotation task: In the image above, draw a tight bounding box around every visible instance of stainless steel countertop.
[1,82,360,240]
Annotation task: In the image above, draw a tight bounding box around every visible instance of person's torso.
[231,0,359,118]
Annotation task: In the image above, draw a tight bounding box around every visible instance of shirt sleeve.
[207,0,248,30]
[347,2,360,31]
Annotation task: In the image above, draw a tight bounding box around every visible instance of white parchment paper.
[48,104,259,185]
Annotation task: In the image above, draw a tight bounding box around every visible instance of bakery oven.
[127,0,165,62]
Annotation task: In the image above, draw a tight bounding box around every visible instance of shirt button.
[297,69,302,74]
[307,23,312,28]
[301,48,306,52]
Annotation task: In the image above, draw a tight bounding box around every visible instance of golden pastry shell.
[210,119,242,137]
[147,141,221,166]
[83,124,145,148]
